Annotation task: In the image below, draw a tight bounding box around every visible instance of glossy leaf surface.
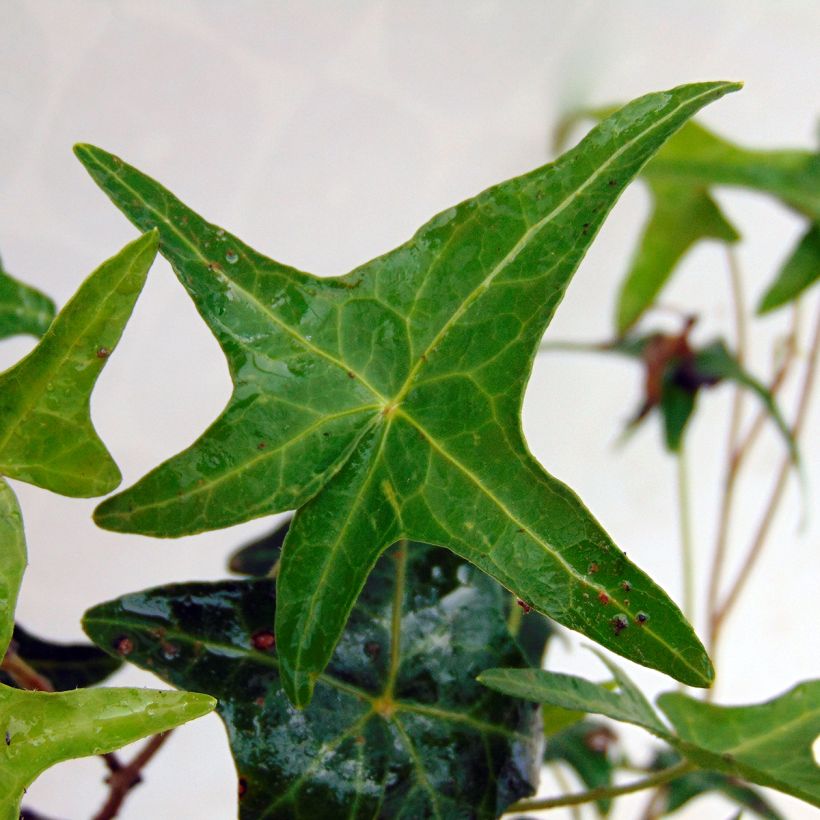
[0,232,158,497]
[0,479,25,657]
[652,750,782,819]
[480,658,820,808]
[77,82,740,703]
[658,683,820,808]
[0,624,121,691]
[758,224,820,314]
[0,255,55,340]
[0,686,214,820]
[84,543,542,819]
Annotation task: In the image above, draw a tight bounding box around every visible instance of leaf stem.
[384,541,408,698]
[92,731,173,820]
[711,300,820,647]
[502,760,693,814]
[676,445,695,630]
[704,248,748,644]
[0,649,54,692]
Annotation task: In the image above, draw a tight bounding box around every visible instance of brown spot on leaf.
[516,599,532,614]
[621,580,631,592]
[588,562,599,574]
[257,441,266,450]
[598,592,610,605]
[96,347,111,359]
[114,636,133,656]
[611,614,629,635]
[636,612,649,625]
[251,631,276,652]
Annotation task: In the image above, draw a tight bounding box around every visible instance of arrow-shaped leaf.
[0,231,158,497]
[758,224,820,314]
[84,543,542,819]
[0,255,55,341]
[479,658,820,808]
[76,82,741,704]
[560,109,820,332]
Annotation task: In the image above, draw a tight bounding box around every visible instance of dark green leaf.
[77,83,739,703]
[228,515,291,576]
[0,624,121,691]
[0,255,55,340]
[84,543,542,819]
[692,340,796,460]
[659,378,697,452]
[758,224,820,314]
[544,720,617,815]
[652,749,782,818]
[658,683,820,808]
[0,232,158,497]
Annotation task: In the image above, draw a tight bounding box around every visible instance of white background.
[1,2,818,818]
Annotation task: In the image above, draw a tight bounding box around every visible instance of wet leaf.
[77,82,740,704]
[0,482,214,820]
[0,624,121,692]
[651,749,782,819]
[544,720,617,815]
[480,656,820,808]
[0,255,55,341]
[84,543,542,819]
[559,110,820,332]
[658,683,820,808]
[0,232,158,497]
[758,224,820,314]
[0,686,214,820]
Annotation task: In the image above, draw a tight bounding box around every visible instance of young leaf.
[616,181,739,333]
[0,686,215,820]
[480,657,820,809]
[651,750,783,819]
[561,110,820,331]
[0,231,159,497]
[0,482,214,819]
[84,544,542,819]
[76,82,741,704]
[658,683,820,808]
[757,224,820,314]
[0,255,55,340]
[479,654,667,737]
[0,624,121,691]
[0,479,25,657]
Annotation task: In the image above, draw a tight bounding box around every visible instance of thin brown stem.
[712,302,820,644]
[502,761,692,814]
[92,731,174,820]
[1,650,54,692]
[704,248,748,647]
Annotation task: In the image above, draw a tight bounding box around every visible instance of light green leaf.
[659,683,820,808]
[0,686,215,820]
[76,82,740,705]
[616,182,739,333]
[0,255,55,340]
[0,231,158,497]
[479,655,666,737]
[0,479,25,657]
[561,109,819,331]
[479,656,820,809]
[758,224,820,314]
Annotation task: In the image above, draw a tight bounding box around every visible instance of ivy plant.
[1,80,818,818]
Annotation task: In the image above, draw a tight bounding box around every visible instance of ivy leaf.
[559,110,820,332]
[0,255,55,340]
[0,231,159,497]
[0,480,215,820]
[479,659,820,808]
[0,624,121,691]
[76,82,740,704]
[658,684,820,809]
[757,224,820,314]
[84,543,542,819]
[651,749,783,819]
[544,720,618,815]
